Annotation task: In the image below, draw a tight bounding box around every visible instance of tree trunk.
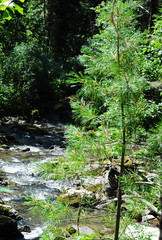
[114,101,126,240]
[149,0,159,29]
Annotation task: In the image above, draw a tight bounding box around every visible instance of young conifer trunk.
[110,1,126,239]
[114,102,126,240]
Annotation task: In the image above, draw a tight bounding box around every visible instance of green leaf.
[3,9,12,20]
[26,29,32,36]
[8,5,15,13]
[1,0,10,3]
[0,5,7,11]
[18,0,25,2]
[14,3,23,14]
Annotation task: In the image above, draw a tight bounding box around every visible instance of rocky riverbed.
[0,117,72,239]
[0,117,161,240]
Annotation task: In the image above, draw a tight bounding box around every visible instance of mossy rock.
[0,204,11,215]
[0,204,22,220]
[82,184,97,192]
[57,189,82,205]
[82,183,104,193]
[96,183,104,192]
[66,226,76,235]
[71,225,95,236]
[57,188,96,206]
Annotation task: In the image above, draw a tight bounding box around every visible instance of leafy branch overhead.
[0,0,24,20]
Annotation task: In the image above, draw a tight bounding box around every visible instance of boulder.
[57,175,111,207]
[19,225,31,233]
[0,215,24,239]
[57,187,95,206]
[0,204,22,221]
[71,225,95,235]
[104,167,119,197]
[57,180,109,207]
[66,226,76,235]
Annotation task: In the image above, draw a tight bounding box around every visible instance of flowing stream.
[0,118,160,240]
[0,118,72,239]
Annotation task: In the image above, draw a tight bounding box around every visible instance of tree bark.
[114,101,126,240]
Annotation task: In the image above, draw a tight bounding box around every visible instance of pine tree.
[67,0,161,238]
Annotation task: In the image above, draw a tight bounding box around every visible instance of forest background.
[0,0,162,240]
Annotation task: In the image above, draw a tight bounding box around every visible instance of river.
[0,117,72,239]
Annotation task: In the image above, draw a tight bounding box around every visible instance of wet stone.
[72,225,95,235]
[16,147,31,152]
[0,145,10,150]
[0,204,23,221]
[19,225,31,233]
[0,215,24,240]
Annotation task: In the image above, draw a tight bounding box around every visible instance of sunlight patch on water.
[10,174,39,185]
[23,227,44,240]
[12,157,20,163]
[0,160,35,179]
[28,191,49,200]
[45,179,73,191]
[1,164,29,174]
[9,146,41,153]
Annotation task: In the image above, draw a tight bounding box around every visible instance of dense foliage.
[0,41,69,116]
[0,0,103,117]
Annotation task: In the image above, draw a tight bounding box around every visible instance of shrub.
[0,41,67,116]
